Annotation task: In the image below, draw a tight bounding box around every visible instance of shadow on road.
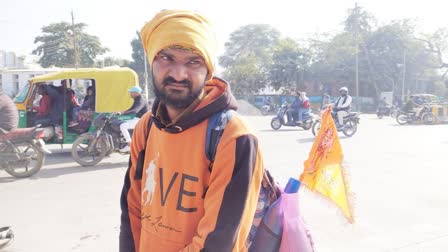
[296,135,351,144]
[34,161,128,179]
[0,161,127,183]
[259,129,302,132]
[296,137,316,143]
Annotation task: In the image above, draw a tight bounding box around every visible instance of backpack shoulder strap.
[134,116,153,180]
[205,110,235,171]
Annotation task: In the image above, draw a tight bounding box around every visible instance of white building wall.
[5,52,16,68]
[0,51,6,68]
[0,69,57,97]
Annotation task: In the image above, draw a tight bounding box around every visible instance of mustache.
[162,76,192,87]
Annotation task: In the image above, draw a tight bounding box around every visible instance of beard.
[152,75,204,109]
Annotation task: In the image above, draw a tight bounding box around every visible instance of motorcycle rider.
[290,91,302,122]
[378,96,390,115]
[297,92,311,124]
[0,92,19,135]
[118,86,149,152]
[404,95,425,118]
[334,87,352,128]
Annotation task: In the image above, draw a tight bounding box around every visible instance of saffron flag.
[299,106,354,223]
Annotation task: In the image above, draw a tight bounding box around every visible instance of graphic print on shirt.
[142,152,159,207]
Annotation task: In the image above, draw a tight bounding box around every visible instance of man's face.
[129,92,139,98]
[152,48,208,109]
[340,91,347,96]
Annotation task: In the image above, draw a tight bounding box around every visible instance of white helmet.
[339,87,348,92]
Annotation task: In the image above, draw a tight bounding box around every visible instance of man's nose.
[168,63,188,81]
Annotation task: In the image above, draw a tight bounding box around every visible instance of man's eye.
[189,60,201,65]
[161,56,171,61]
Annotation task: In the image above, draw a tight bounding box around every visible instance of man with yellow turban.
[119,10,264,252]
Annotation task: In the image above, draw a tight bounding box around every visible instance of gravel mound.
[236,99,262,116]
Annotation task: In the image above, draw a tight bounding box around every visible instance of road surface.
[1,114,447,251]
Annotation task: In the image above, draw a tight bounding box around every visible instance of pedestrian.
[119,10,264,252]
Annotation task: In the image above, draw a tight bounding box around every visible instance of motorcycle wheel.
[390,110,398,118]
[302,120,313,130]
[4,142,45,178]
[342,120,358,137]
[261,109,269,116]
[71,135,107,166]
[271,118,282,130]
[422,112,435,125]
[377,113,384,119]
[396,113,409,125]
[311,120,321,136]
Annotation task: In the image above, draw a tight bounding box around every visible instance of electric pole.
[71,10,79,69]
[138,32,149,99]
[354,2,360,98]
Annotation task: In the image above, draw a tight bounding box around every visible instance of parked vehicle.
[0,126,51,178]
[0,226,14,249]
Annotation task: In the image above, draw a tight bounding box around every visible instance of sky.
[1,0,448,61]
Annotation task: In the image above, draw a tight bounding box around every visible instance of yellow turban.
[140,10,217,80]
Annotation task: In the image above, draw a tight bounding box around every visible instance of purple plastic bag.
[279,191,315,252]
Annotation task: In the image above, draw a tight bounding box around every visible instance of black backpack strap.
[134,116,153,180]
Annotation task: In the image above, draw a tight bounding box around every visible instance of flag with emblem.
[300,105,354,223]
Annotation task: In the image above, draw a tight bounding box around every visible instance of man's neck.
[166,106,185,121]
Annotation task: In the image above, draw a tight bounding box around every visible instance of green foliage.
[32,22,108,68]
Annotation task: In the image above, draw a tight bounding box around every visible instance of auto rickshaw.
[14,67,139,145]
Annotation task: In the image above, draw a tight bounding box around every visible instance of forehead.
[157,48,204,60]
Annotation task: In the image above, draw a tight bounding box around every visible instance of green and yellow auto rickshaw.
[14,67,139,147]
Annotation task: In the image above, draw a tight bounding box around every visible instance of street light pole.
[71,10,79,69]
[401,50,406,100]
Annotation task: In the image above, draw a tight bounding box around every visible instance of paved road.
[1,114,447,251]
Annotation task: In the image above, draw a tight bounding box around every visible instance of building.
[0,69,58,97]
[0,50,24,69]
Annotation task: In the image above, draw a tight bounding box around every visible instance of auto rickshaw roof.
[30,67,139,112]
[30,67,138,84]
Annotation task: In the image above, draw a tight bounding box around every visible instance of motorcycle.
[0,226,14,249]
[270,104,314,130]
[377,105,397,119]
[396,105,435,125]
[0,126,51,178]
[261,103,278,116]
[311,111,361,137]
[71,113,129,166]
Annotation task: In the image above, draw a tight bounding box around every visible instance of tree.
[32,22,108,68]
[95,57,130,68]
[128,32,152,96]
[416,28,448,79]
[219,24,280,94]
[269,38,310,91]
